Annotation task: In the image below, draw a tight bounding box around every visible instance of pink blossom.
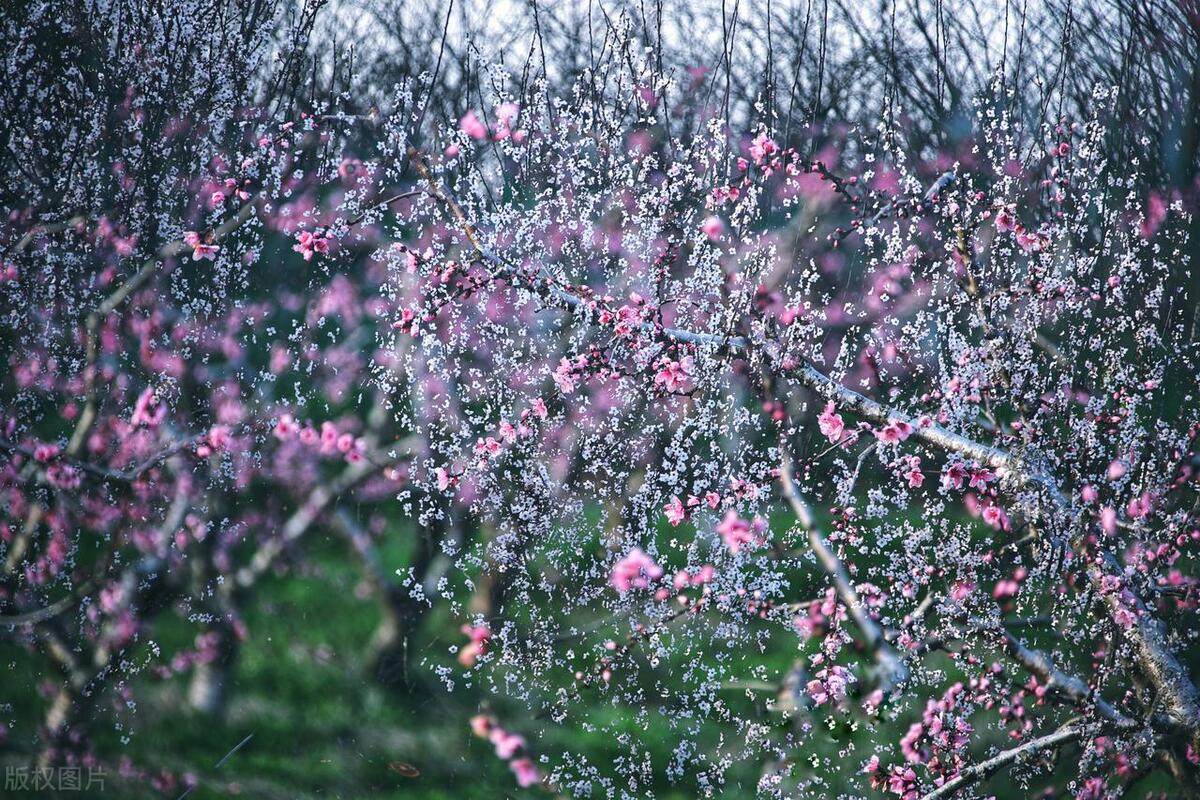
[1099,506,1117,536]
[458,624,491,667]
[490,729,526,759]
[654,356,694,393]
[1112,602,1138,628]
[610,547,663,593]
[131,387,166,428]
[700,215,725,240]
[552,356,582,394]
[817,402,845,443]
[47,463,81,489]
[510,757,540,788]
[494,103,520,139]
[664,495,686,526]
[273,414,298,440]
[715,510,765,554]
[950,580,975,602]
[942,462,967,490]
[874,419,913,444]
[474,436,502,458]
[749,132,778,165]
[459,110,488,140]
[470,715,495,738]
[33,443,60,462]
[673,564,715,589]
[292,230,331,261]
[434,467,458,492]
[1015,227,1045,252]
[1141,191,1168,239]
[392,308,416,333]
[206,425,231,452]
[899,456,924,488]
[1126,492,1152,519]
[985,504,1010,531]
[993,568,1025,599]
[320,422,339,453]
[967,468,995,490]
[995,205,1018,232]
[806,665,854,705]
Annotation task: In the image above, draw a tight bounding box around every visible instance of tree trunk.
[364,588,429,691]
[187,622,240,719]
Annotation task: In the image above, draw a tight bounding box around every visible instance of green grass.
[0,520,743,798]
[0,510,1181,798]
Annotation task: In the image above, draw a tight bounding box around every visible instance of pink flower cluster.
[671,564,715,589]
[991,566,1027,601]
[715,510,767,554]
[806,664,854,705]
[817,402,846,444]
[653,355,694,393]
[662,495,683,526]
[942,459,1012,531]
[458,103,526,144]
[896,455,924,488]
[662,491,723,527]
[272,414,365,464]
[873,418,913,444]
[552,354,590,395]
[458,624,491,667]
[194,424,233,458]
[610,547,663,594]
[940,461,994,492]
[793,588,844,640]
[748,132,779,166]
[292,230,331,261]
[131,387,167,428]
[898,682,973,771]
[45,462,81,490]
[993,203,1049,252]
[433,466,460,492]
[93,216,138,256]
[700,215,725,240]
[206,176,251,208]
[867,679,981,796]
[596,294,652,337]
[470,715,541,788]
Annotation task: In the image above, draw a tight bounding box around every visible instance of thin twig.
[917,722,1087,800]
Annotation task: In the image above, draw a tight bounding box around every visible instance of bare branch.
[916,722,1087,800]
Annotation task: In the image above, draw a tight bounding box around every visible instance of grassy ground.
[1,515,1182,798]
[0,524,727,799]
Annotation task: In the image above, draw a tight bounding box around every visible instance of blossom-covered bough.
[0,1,457,783]
[377,67,1200,795]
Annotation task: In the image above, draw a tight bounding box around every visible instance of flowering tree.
[0,0,450,780]
[373,64,1200,796]
[3,1,1200,798]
